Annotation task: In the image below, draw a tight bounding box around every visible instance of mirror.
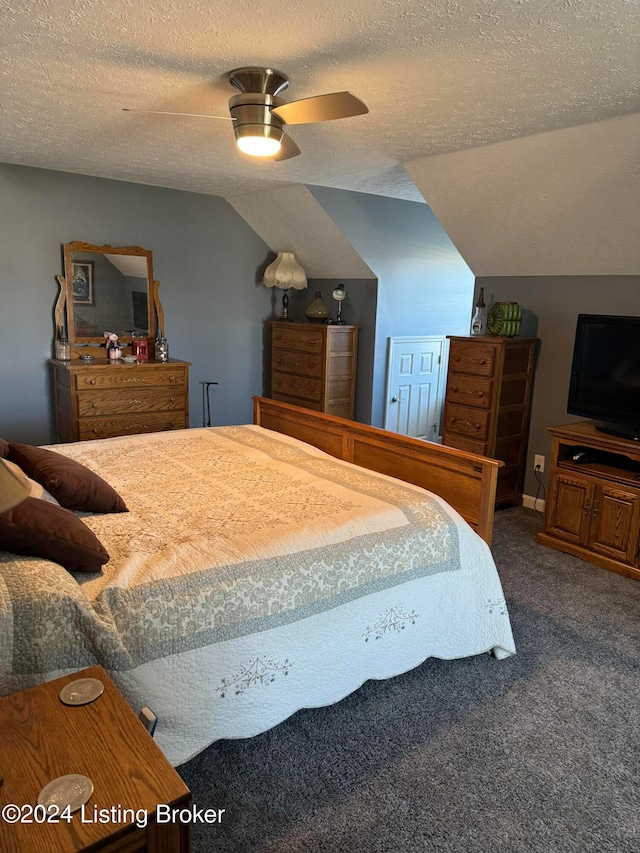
[59,242,161,346]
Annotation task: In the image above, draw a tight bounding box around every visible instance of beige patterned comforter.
[0,426,461,692]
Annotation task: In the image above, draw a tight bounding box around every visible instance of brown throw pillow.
[0,497,109,573]
[0,437,8,459]
[8,444,127,513]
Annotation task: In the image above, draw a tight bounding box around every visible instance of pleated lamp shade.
[263,252,307,321]
[263,252,307,291]
[0,458,30,513]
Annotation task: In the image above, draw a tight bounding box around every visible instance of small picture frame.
[72,261,94,305]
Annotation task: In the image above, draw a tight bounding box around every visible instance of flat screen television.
[568,314,640,441]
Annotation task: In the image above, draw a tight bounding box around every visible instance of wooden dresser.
[442,336,538,506]
[50,358,191,442]
[270,322,358,419]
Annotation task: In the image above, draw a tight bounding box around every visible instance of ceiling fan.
[123,67,368,161]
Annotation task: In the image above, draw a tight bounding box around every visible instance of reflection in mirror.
[70,251,149,338]
[60,242,160,349]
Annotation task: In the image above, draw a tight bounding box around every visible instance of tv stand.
[595,422,640,442]
[537,421,640,581]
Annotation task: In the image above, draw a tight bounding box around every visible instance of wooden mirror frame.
[55,242,165,356]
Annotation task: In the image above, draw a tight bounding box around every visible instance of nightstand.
[0,666,191,852]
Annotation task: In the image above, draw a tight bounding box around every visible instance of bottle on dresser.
[470,288,487,336]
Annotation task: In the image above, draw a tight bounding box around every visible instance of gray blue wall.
[309,186,474,426]
[0,163,273,443]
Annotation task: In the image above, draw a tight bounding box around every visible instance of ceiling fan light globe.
[237,136,281,157]
[235,124,283,157]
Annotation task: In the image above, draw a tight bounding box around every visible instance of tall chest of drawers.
[442,336,538,506]
[50,358,191,441]
[270,322,358,419]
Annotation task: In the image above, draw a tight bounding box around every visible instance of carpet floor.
[179,507,640,852]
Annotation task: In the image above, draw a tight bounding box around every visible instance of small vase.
[305,291,330,324]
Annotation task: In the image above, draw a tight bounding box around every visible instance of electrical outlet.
[534,454,545,473]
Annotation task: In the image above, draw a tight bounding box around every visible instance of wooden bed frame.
[253,397,503,545]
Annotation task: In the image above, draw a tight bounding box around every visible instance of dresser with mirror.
[50,241,190,442]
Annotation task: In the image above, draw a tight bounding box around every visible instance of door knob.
[391,396,398,403]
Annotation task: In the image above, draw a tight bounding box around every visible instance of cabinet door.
[546,473,594,545]
[588,484,640,565]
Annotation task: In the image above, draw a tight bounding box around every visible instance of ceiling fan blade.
[271,92,368,125]
[122,108,235,121]
[272,132,301,161]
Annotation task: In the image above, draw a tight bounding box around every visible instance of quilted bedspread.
[0,426,515,765]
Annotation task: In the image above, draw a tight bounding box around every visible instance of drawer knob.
[92,428,98,434]
[169,376,176,381]
[170,397,175,403]
[469,358,486,365]
[91,402,98,408]
[90,379,96,385]
[170,420,176,427]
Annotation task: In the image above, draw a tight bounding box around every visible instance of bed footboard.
[253,397,503,545]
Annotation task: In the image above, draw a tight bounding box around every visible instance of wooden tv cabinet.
[537,422,640,580]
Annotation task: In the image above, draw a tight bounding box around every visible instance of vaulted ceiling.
[2,0,638,275]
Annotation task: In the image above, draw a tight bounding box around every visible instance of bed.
[0,398,515,766]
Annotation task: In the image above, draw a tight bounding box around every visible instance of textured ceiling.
[2,0,638,203]
[405,114,640,276]
[2,1,638,276]
[227,186,375,279]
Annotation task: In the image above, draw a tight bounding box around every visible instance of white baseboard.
[522,494,545,511]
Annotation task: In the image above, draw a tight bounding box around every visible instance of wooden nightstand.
[0,666,191,852]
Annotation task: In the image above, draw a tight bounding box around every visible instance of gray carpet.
[179,508,640,852]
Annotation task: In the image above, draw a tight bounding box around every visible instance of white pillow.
[3,459,60,505]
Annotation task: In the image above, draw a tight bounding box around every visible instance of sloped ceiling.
[405,114,640,276]
[227,186,374,279]
[1,0,638,275]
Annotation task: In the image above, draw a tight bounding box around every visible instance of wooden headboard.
[253,397,503,545]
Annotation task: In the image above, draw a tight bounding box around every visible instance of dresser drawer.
[272,371,322,402]
[445,375,493,410]
[271,393,323,412]
[78,412,187,440]
[271,326,325,354]
[445,404,490,440]
[75,366,186,390]
[443,434,489,457]
[272,348,324,378]
[449,343,496,377]
[77,388,186,417]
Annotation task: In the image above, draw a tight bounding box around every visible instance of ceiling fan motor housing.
[229,93,287,148]
[228,67,289,97]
